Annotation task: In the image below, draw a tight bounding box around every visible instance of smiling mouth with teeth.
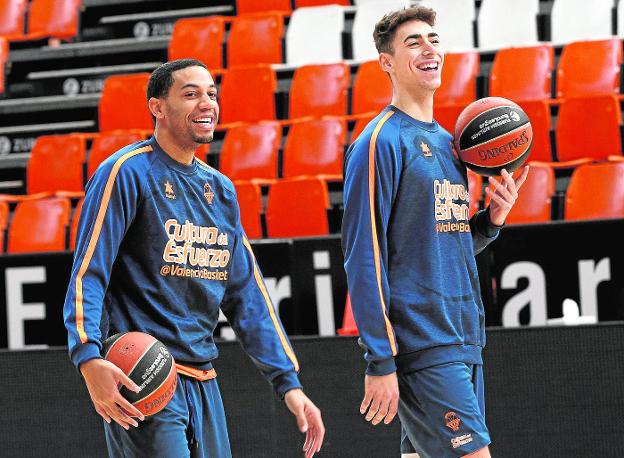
[417,63,439,71]
[193,117,214,125]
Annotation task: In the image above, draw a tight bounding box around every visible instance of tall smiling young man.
[64,59,324,458]
[342,7,529,457]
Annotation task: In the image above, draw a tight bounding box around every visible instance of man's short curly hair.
[373,6,436,55]
[147,59,207,101]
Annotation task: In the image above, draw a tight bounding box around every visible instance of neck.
[154,126,196,165]
[390,85,434,122]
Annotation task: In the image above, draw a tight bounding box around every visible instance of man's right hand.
[80,358,145,430]
[360,372,399,426]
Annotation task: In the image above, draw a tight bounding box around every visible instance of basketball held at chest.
[102,331,178,416]
[453,97,532,177]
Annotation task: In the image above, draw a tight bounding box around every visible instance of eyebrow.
[403,32,439,43]
[180,83,217,90]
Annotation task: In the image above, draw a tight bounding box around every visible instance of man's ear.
[379,52,393,73]
[148,97,165,120]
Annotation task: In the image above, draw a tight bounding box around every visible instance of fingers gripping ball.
[454,97,532,176]
[102,332,177,416]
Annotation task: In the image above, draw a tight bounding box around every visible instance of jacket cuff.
[273,371,303,399]
[366,357,397,376]
[476,208,503,238]
[70,342,102,370]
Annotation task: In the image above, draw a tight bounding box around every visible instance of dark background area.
[1,324,623,457]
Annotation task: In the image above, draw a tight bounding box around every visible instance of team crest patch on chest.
[204,183,214,204]
[420,141,432,157]
[164,180,176,200]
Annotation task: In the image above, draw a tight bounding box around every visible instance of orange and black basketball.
[453,97,532,176]
[102,332,177,416]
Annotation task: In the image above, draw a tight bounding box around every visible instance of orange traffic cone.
[337,293,359,336]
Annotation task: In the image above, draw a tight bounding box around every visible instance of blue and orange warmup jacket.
[342,106,501,376]
[64,137,301,397]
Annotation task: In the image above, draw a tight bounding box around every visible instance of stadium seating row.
[0,196,75,254]
[4,0,624,98]
[112,37,624,110]
[0,0,623,253]
[228,161,624,238]
[3,0,621,57]
[14,130,211,196]
[169,1,410,68]
[164,2,624,70]
[18,89,624,200]
[1,160,623,253]
[96,37,624,167]
[4,38,621,167]
[0,0,81,42]
[245,0,624,50]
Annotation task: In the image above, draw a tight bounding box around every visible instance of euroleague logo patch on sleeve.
[444,411,461,431]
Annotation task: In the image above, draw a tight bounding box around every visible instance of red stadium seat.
[99,73,152,132]
[283,118,345,180]
[351,113,376,142]
[484,164,554,224]
[227,13,283,67]
[289,63,350,119]
[556,38,622,100]
[0,201,7,228]
[433,51,479,132]
[219,65,277,124]
[219,122,281,182]
[0,37,8,94]
[556,95,622,163]
[236,0,291,14]
[194,144,210,163]
[27,0,82,41]
[70,197,84,250]
[490,44,554,101]
[266,178,330,238]
[518,99,553,163]
[496,163,554,224]
[435,51,479,106]
[168,17,225,71]
[8,197,71,253]
[0,201,8,253]
[233,180,263,239]
[351,60,392,115]
[0,0,27,40]
[434,104,463,134]
[467,170,482,217]
[28,134,86,194]
[88,131,146,178]
[565,162,624,221]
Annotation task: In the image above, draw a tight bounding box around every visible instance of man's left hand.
[486,166,530,226]
[285,389,325,458]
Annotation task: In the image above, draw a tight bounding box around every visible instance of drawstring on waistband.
[176,364,217,450]
[182,377,200,449]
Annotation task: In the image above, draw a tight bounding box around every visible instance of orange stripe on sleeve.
[368,111,398,356]
[242,236,300,372]
[75,146,152,343]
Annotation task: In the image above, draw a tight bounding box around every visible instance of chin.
[420,79,441,92]
[426,75,442,88]
[193,134,213,144]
